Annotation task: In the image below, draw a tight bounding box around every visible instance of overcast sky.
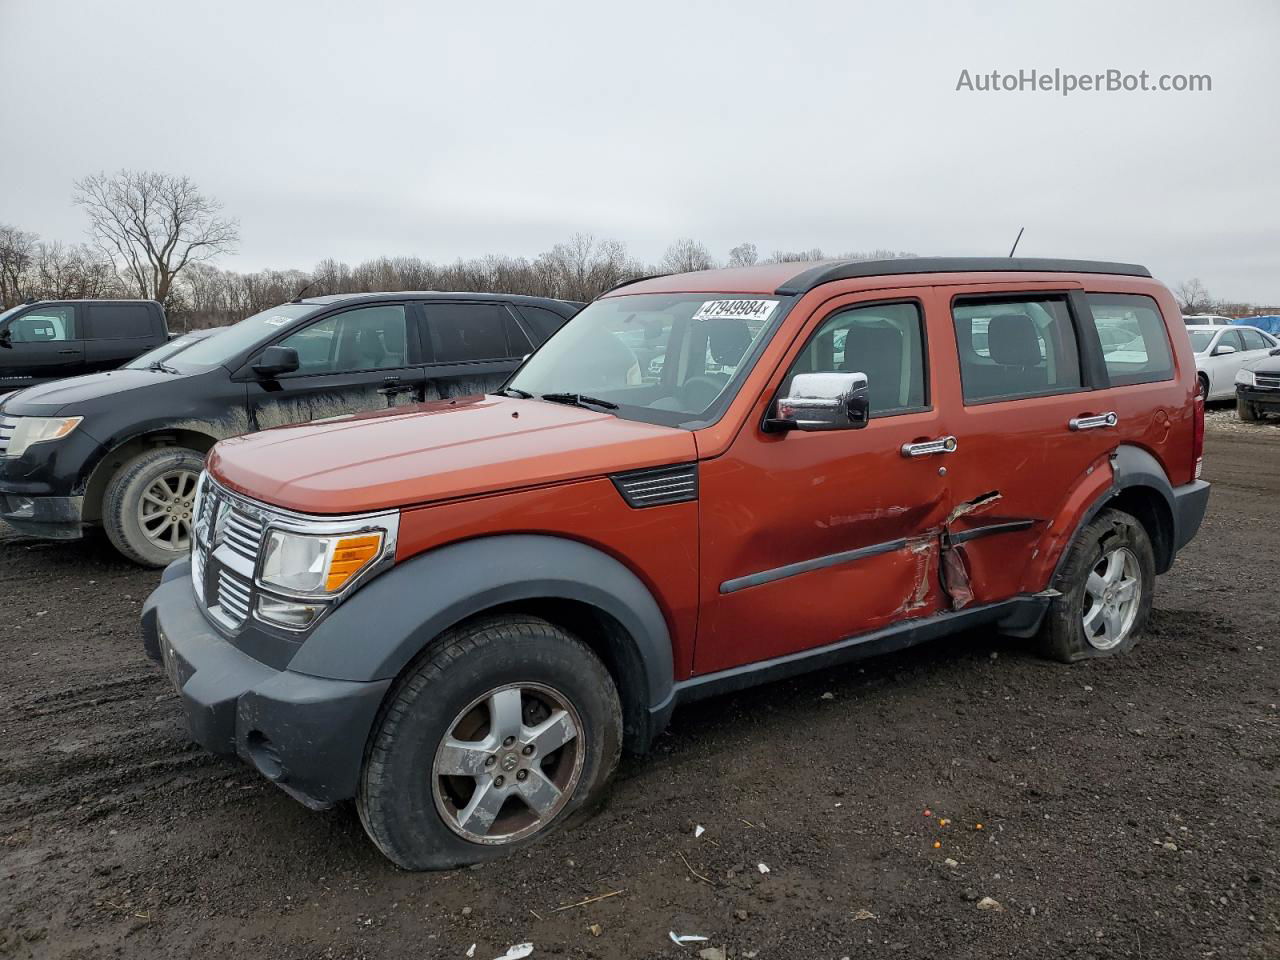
[2,0,1278,301]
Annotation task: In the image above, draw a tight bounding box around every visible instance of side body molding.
[286,534,677,738]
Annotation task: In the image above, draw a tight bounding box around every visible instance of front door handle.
[58,349,79,355]
[1068,412,1118,431]
[901,435,958,458]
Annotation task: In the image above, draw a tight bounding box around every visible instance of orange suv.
[142,258,1209,868]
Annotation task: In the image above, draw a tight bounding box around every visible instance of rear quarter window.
[1084,294,1175,386]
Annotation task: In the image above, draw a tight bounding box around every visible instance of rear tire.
[1035,508,1155,664]
[102,447,204,567]
[1238,397,1259,421]
[358,615,623,870]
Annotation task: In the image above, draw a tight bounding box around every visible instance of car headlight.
[1236,369,1256,386]
[258,526,391,597]
[5,416,83,458]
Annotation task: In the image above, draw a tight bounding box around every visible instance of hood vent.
[611,463,698,508]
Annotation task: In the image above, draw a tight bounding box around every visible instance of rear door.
[83,302,159,371]
[0,304,84,386]
[418,300,535,399]
[932,283,1117,606]
[245,302,428,430]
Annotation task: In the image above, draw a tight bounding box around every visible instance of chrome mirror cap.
[770,371,870,432]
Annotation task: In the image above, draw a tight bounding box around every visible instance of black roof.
[776,257,1152,296]
[299,291,583,309]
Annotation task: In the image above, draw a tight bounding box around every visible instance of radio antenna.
[1008,227,1025,258]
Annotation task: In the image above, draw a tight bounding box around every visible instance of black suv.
[0,299,168,392]
[0,292,579,565]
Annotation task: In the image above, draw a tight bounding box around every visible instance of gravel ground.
[1,422,1277,960]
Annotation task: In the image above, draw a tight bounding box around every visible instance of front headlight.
[259,527,388,596]
[6,416,82,458]
[1236,369,1256,387]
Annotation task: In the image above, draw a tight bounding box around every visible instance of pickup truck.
[0,299,168,392]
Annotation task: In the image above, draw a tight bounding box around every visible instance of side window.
[7,305,76,343]
[953,297,1081,403]
[1083,293,1174,386]
[85,304,153,339]
[276,305,408,375]
[1215,329,1244,353]
[517,305,570,342]
[425,303,519,362]
[1238,329,1268,351]
[781,301,926,415]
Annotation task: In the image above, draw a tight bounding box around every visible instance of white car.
[1183,314,1236,327]
[1187,324,1279,400]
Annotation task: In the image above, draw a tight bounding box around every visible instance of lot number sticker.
[691,299,779,323]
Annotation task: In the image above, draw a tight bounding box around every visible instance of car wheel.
[1198,374,1210,401]
[1237,397,1259,421]
[102,447,205,567]
[1035,507,1155,664]
[358,614,623,870]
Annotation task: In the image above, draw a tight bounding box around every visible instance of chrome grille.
[214,569,252,628]
[222,509,264,562]
[191,544,206,604]
[1256,373,1280,389]
[0,416,18,456]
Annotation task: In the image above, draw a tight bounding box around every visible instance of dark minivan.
[0,299,168,392]
[0,291,579,565]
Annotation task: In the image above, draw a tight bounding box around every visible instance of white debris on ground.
[1205,406,1280,436]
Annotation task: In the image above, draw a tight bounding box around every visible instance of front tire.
[358,615,623,870]
[1035,508,1155,663]
[1198,374,1210,401]
[1238,397,1260,421]
[102,447,204,567]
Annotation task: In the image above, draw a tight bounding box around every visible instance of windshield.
[1188,331,1215,353]
[0,305,25,326]
[170,303,316,370]
[508,293,783,425]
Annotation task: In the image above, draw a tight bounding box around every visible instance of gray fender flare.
[1053,444,1178,580]
[287,534,676,739]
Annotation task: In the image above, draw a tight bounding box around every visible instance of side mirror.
[1270,347,1280,357]
[768,372,870,432]
[1213,344,1237,356]
[252,345,300,378]
[0,327,11,348]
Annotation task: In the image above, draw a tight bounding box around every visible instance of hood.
[0,368,196,416]
[207,395,698,514]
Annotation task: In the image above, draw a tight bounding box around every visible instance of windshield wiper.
[147,360,180,374]
[540,392,619,410]
[498,386,533,398]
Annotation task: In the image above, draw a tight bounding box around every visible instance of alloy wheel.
[1082,546,1142,650]
[432,682,584,844]
[137,468,200,551]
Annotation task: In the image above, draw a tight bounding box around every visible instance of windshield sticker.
[692,299,779,323]
[262,315,296,327]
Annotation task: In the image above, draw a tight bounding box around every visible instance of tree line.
[2,170,1272,329]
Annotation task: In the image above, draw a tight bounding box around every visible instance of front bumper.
[141,559,392,809]
[0,493,85,538]
[1237,384,1280,412]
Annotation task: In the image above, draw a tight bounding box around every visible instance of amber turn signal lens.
[325,534,383,592]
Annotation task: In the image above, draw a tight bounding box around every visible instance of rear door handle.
[58,348,79,355]
[901,436,958,458]
[1069,412,1118,431]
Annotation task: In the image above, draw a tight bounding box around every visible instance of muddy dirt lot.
[2,426,1278,960]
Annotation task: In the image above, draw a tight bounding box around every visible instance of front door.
[0,304,84,387]
[245,302,427,430]
[695,292,955,675]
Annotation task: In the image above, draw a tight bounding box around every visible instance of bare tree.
[661,237,715,274]
[74,170,239,308]
[1174,278,1213,314]
[0,224,39,306]
[727,242,758,268]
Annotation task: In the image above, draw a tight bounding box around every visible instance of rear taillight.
[1192,393,1205,479]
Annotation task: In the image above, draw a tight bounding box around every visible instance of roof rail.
[602,273,668,295]
[775,257,1152,297]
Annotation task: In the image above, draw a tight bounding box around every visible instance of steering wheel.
[678,375,728,411]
